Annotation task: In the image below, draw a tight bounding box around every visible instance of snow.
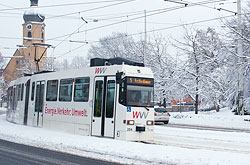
[170,107,250,129]
[0,107,250,165]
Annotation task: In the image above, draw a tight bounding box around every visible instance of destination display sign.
[127,77,154,86]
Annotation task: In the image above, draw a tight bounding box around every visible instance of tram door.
[34,81,45,127]
[92,77,116,138]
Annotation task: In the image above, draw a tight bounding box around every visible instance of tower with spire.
[23,0,45,46]
[3,0,47,84]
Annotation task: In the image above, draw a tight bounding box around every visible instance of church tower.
[3,0,47,85]
[23,0,45,46]
[22,0,47,72]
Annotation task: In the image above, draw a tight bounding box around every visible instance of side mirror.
[116,72,123,84]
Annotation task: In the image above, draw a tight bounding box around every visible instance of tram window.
[59,78,73,102]
[14,86,18,110]
[106,80,115,118]
[94,81,103,117]
[21,84,24,101]
[74,77,89,102]
[16,85,21,101]
[46,80,58,101]
[119,79,126,105]
[127,85,154,107]
[31,82,35,101]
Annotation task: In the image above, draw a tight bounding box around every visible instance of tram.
[6,57,154,141]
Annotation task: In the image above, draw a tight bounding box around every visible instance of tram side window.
[46,80,58,101]
[59,78,73,102]
[8,87,13,110]
[17,84,21,101]
[106,80,115,118]
[31,82,35,101]
[74,77,89,102]
[94,81,103,117]
[21,84,24,101]
[14,86,18,110]
[119,79,126,105]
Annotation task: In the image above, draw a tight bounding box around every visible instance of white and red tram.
[6,58,154,141]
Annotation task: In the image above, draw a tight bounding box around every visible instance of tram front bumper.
[125,126,154,142]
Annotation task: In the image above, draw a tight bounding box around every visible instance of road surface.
[0,139,120,165]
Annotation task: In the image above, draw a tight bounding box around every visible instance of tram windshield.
[127,85,154,107]
[119,77,154,107]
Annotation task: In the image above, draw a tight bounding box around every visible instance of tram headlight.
[127,120,135,125]
[146,120,154,125]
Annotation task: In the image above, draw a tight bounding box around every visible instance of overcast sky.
[0,0,246,63]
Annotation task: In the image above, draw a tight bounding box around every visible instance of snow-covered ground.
[0,107,250,165]
[170,107,250,129]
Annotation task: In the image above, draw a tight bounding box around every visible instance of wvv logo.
[133,111,149,119]
[95,68,107,74]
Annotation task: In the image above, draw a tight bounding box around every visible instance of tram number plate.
[127,128,132,131]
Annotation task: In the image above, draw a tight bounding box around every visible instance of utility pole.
[143,10,147,64]
[237,0,244,115]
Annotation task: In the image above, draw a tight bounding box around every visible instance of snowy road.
[1,107,250,164]
[153,125,250,154]
[0,139,119,165]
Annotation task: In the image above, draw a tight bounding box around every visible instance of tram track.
[165,123,250,133]
[149,125,250,154]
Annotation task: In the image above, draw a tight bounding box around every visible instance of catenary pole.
[237,0,244,115]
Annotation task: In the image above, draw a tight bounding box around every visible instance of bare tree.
[222,2,250,114]
[146,33,177,104]
[87,32,141,61]
[174,27,225,114]
[71,56,88,69]
[0,52,6,99]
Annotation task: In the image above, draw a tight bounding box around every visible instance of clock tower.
[21,0,47,72]
[3,0,47,85]
[23,0,45,45]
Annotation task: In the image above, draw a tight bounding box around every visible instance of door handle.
[93,119,95,122]
[111,121,114,123]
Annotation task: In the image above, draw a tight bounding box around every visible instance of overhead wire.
[50,0,235,58]
[0,0,133,12]
[48,0,230,42]
[46,0,136,19]
[1,0,239,59]
[54,14,239,59]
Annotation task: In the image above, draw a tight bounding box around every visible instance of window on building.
[74,77,89,102]
[59,79,73,102]
[27,31,32,38]
[27,31,32,41]
[41,32,44,41]
[46,80,58,101]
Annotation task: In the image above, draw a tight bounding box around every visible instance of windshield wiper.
[144,107,149,111]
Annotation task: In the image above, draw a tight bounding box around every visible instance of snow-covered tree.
[146,34,177,104]
[71,56,88,69]
[0,52,6,100]
[222,2,250,114]
[174,27,225,114]
[87,32,141,61]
